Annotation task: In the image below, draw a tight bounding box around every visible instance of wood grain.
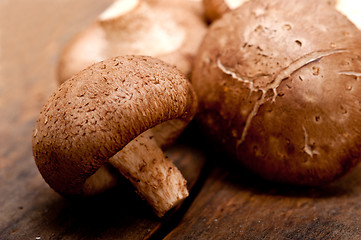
[165,157,361,239]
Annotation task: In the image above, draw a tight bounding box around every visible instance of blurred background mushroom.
[57,0,207,84]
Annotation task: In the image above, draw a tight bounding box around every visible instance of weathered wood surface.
[166,158,361,239]
[2,0,361,239]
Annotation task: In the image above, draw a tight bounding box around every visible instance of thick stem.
[151,120,187,149]
[83,165,118,195]
[108,129,188,217]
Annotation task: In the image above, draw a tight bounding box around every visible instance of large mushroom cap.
[192,0,361,185]
[33,55,197,216]
[57,0,207,84]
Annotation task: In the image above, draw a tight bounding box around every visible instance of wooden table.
[1,1,361,239]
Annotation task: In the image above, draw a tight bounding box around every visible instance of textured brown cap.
[33,55,197,200]
[192,0,361,185]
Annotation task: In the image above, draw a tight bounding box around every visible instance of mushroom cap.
[203,0,246,22]
[57,0,207,84]
[192,0,361,185]
[33,55,198,196]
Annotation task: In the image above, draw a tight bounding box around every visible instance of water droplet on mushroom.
[346,85,353,91]
[330,42,336,48]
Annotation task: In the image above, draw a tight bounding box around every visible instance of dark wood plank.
[165,157,361,239]
[0,1,206,239]
[0,142,206,240]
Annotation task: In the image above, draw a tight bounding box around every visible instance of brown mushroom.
[192,0,361,185]
[33,55,198,217]
[202,0,247,22]
[57,0,207,84]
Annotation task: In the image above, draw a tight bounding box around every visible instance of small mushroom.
[57,0,207,84]
[33,55,198,217]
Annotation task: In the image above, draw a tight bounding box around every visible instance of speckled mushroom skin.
[192,0,361,185]
[33,56,197,199]
[57,0,207,84]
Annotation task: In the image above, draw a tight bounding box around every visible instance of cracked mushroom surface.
[57,0,207,84]
[192,0,361,185]
[33,55,198,217]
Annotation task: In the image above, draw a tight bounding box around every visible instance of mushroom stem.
[108,128,188,217]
